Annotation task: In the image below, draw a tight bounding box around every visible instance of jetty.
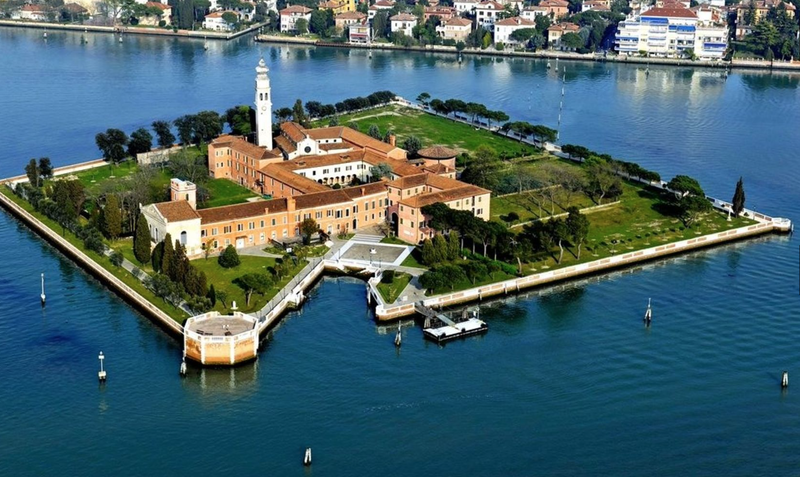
[416,303,488,343]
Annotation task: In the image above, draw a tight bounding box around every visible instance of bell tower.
[255,57,272,148]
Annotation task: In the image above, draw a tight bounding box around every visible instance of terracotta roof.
[294,189,353,209]
[198,199,287,224]
[390,13,418,21]
[641,6,698,17]
[373,0,395,6]
[281,122,307,143]
[540,0,570,6]
[259,163,329,193]
[336,11,366,19]
[548,22,580,32]
[63,2,88,12]
[211,135,282,160]
[476,0,505,9]
[495,16,536,26]
[417,146,457,159]
[387,172,465,191]
[21,4,48,11]
[290,151,366,169]
[274,134,297,154]
[145,2,170,10]
[205,10,237,18]
[443,17,473,26]
[342,181,389,199]
[399,184,490,208]
[422,163,454,174]
[318,142,350,151]
[387,173,429,190]
[339,127,402,156]
[154,201,201,222]
[304,126,344,140]
[280,5,312,14]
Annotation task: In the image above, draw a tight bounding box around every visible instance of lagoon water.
[1,28,799,475]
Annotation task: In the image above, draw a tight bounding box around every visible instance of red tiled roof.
[280,5,312,14]
[399,184,490,209]
[198,199,287,224]
[548,22,580,32]
[259,163,329,193]
[422,163,454,174]
[146,2,171,10]
[154,201,201,222]
[211,135,281,160]
[336,11,366,19]
[495,16,536,26]
[280,122,307,143]
[417,145,458,159]
[641,6,698,17]
[274,134,297,154]
[476,0,505,10]
[443,17,472,26]
[390,13,418,21]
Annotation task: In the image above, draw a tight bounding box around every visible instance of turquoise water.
[1,27,799,475]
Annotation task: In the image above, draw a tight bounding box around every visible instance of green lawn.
[202,178,259,208]
[315,105,538,158]
[191,255,306,314]
[380,235,406,245]
[1,187,188,323]
[376,273,412,304]
[400,249,426,269]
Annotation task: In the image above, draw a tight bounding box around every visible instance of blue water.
[1,27,799,475]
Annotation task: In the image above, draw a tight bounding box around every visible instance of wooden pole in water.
[782,371,789,388]
[303,447,312,466]
[40,273,46,306]
[98,351,107,382]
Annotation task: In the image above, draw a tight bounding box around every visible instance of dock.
[415,303,488,343]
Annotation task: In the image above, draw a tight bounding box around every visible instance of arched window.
[180,231,187,245]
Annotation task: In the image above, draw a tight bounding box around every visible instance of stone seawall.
[0,187,184,337]
[374,220,783,320]
[0,20,264,41]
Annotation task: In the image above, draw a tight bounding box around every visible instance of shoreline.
[0,19,265,41]
[256,35,800,73]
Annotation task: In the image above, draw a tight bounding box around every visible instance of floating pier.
[416,303,487,343]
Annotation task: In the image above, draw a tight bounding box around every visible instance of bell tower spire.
[255,57,272,148]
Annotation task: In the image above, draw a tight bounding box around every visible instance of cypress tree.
[421,238,435,265]
[102,194,122,239]
[161,234,174,277]
[448,231,460,260]
[433,234,448,263]
[151,241,164,272]
[133,213,151,265]
[732,176,746,218]
[207,283,217,306]
[197,270,208,297]
[173,240,190,284]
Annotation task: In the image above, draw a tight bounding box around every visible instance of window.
[249,235,254,243]
[316,212,322,219]
[304,213,311,220]
[249,222,255,230]
[260,220,265,228]
[237,224,243,232]
[225,239,230,246]
[282,229,288,237]
[400,218,404,224]
[212,227,218,235]
[223,226,232,234]
[259,233,265,242]
[411,222,414,228]
[201,230,206,238]
[327,210,332,217]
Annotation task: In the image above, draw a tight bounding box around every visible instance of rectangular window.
[225,239,230,246]
[223,226,231,234]
[316,212,322,219]
[411,222,415,228]
[249,222,255,230]
[259,233,265,242]
[201,230,207,237]
[248,235,254,243]
[212,228,218,235]
[237,224,243,232]
[304,213,311,220]
[327,210,332,217]
[260,220,265,228]
[271,218,276,226]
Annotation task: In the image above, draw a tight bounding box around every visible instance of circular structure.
[184,311,260,365]
[417,145,458,160]
[416,145,457,171]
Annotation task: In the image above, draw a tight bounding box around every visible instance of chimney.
[361,187,365,196]
[287,196,295,212]
[388,134,396,147]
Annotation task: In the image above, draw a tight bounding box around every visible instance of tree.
[421,238,436,265]
[565,207,589,259]
[151,241,164,272]
[161,233,175,278]
[585,158,622,204]
[25,159,40,187]
[274,107,293,123]
[370,162,393,181]
[560,32,585,50]
[677,194,712,227]
[128,127,153,156]
[448,231,460,260]
[292,99,308,126]
[419,269,445,292]
[667,175,705,197]
[732,177,746,217]
[372,11,389,38]
[38,157,53,180]
[440,264,467,290]
[101,194,123,239]
[416,92,431,107]
[460,144,501,190]
[225,105,254,136]
[234,273,273,306]
[295,17,309,34]
[218,244,240,268]
[221,11,239,26]
[402,136,423,156]
[433,234,448,262]
[368,124,382,139]
[95,128,129,164]
[309,9,331,35]
[300,217,318,245]
[152,120,175,149]
[173,115,195,145]
[193,110,223,143]
[207,283,217,306]
[464,261,488,284]
[133,212,151,264]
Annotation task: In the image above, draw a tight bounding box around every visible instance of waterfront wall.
[0,186,184,336]
[0,20,264,41]
[373,219,787,321]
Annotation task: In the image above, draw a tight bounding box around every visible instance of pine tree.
[732,176,746,218]
[448,231,460,260]
[133,213,151,265]
[421,238,435,265]
[102,194,122,239]
[161,233,174,277]
[433,234,448,263]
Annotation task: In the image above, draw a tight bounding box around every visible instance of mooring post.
[98,351,107,382]
[782,371,789,389]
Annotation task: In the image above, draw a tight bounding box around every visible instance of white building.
[280,5,312,32]
[475,0,505,29]
[390,13,418,37]
[255,58,273,149]
[521,5,548,20]
[454,0,479,13]
[436,17,473,42]
[368,0,395,19]
[348,19,372,43]
[203,11,238,31]
[494,16,536,44]
[615,5,727,59]
[141,179,203,257]
[14,4,50,20]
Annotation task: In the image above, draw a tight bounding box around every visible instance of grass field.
[203,178,259,208]
[316,105,538,158]
[377,273,412,304]
[191,255,306,314]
